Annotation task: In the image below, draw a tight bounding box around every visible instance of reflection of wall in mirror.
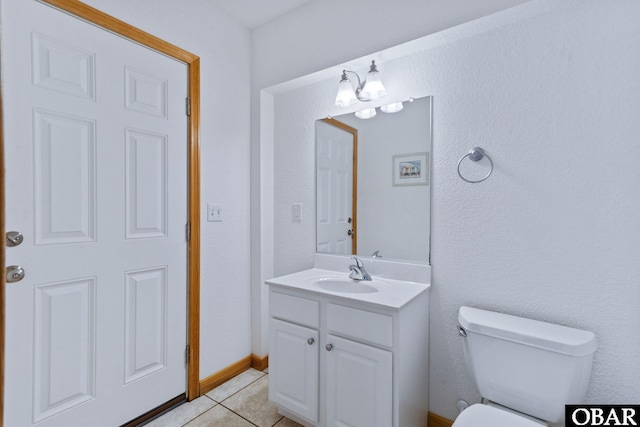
[328,96,431,262]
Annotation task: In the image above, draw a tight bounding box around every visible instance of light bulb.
[355,108,376,119]
[380,102,403,113]
[335,73,357,107]
[359,60,386,101]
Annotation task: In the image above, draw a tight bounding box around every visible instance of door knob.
[347,230,354,237]
[6,231,24,247]
[6,265,25,283]
[325,344,333,351]
[307,338,315,345]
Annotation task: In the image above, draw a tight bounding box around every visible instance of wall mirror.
[315,96,432,263]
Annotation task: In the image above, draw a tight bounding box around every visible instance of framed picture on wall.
[392,152,429,186]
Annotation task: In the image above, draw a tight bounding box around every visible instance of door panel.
[33,109,97,244]
[2,1,189,425]
[33,278,96,423]
[31,32,96,100]
[125,128,168,239]
[124,267,168,384]
[124,67,168,118]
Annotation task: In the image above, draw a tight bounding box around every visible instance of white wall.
[81,0,253,380]
[249,0,531,358]
[251,0,532,90]
[262,0,640,421]
[428,1,640,418]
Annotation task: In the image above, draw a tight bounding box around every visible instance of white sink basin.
[266,267,430,309]
[313,278,379,294]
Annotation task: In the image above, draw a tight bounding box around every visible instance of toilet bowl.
[452,306,597,427]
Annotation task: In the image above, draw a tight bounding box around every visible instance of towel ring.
[457,147,493,183]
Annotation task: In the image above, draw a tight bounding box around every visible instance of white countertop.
[266,267,430,309]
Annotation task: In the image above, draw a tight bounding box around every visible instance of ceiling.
[207,0,314,29]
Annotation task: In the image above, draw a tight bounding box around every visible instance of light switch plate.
[292,203,302,223]
[207,204,223,222]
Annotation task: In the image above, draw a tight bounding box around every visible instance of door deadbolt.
[6,265,25,283]
[6,231,24,247]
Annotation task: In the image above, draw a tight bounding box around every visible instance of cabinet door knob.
[307,338,315,345]
[325,344,333,351]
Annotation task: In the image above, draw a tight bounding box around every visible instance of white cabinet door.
[326,335,393,427]
[269,319,320,423]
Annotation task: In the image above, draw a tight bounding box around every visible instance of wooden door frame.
[0,1,202,423]
[320,118,358,254]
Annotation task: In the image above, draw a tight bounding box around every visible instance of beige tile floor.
[145,368,303,427]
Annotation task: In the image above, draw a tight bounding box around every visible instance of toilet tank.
[458,306,597,423]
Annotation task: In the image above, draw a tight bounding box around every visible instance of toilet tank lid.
[459,306,597,356]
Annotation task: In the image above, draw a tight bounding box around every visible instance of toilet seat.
[452,404,546,427]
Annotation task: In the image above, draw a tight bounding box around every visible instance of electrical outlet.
[207,204,223,222]
[292,203,302,223]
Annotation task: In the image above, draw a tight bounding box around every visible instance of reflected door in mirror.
[316,119,357,254]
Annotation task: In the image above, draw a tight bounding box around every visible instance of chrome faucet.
[348,257,371,281]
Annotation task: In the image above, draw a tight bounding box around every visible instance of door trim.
[320,118,358,254]
[0,1,202,423]
[1,61,6,427]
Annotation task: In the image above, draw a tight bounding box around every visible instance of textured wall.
[81,0,253,379]
[249,0,531,358]
[428,1,640,420]
[251,0,532,90]
[268,0,640,422]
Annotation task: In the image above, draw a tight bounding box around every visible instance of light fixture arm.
[341,69,369,102]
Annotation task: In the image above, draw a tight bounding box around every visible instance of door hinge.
[186,221,191,242]
[185,345,190,365]
[185,97,191,116]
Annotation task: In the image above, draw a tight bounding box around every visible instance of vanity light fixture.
[334,60,387,107]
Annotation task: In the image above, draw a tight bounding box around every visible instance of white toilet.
[453,306,598,427]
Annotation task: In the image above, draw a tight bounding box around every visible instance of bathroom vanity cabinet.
[266,268,429,427]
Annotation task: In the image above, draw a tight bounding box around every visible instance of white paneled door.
[2,1,189,426]
[316,120,355,255]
